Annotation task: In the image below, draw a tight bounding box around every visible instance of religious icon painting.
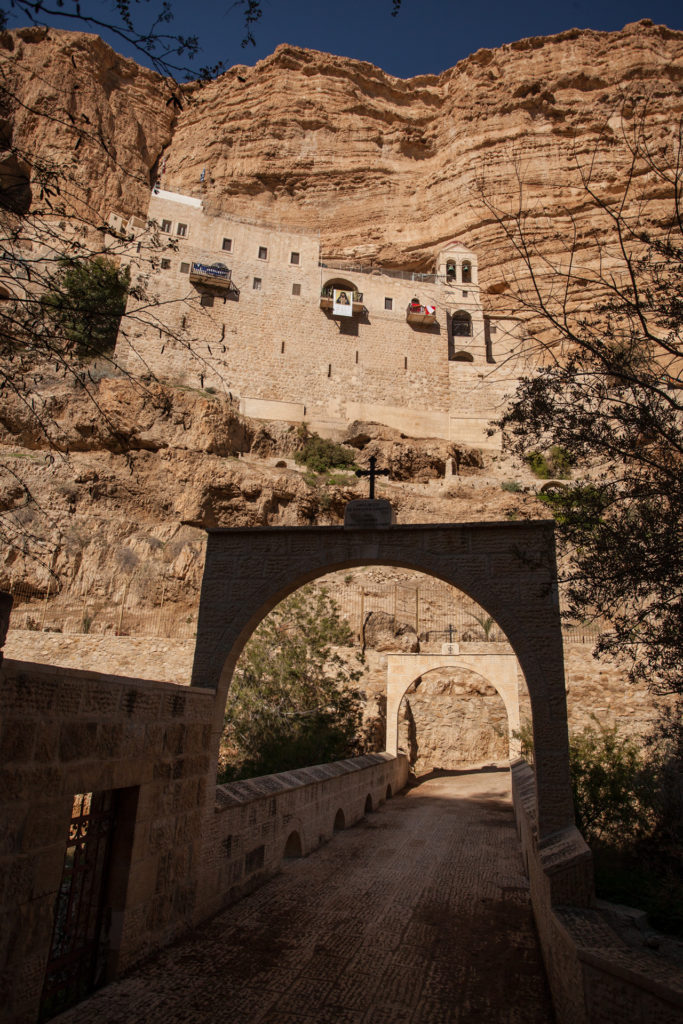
[333,289,353,317]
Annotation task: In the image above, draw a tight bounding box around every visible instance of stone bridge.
[1,520,680,1024]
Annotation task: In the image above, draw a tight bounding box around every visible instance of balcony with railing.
[320,284,364,314]
[406,301,437,325]
[189,262,232,288]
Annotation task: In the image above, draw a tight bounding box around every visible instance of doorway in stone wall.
[39,791,116,1022]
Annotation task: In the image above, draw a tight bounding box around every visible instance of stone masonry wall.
[114,194,529,443]
[0,658,215,1023]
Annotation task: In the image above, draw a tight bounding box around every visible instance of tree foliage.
[482,105,683,705]
[41,257,130,358]
[569,719,654,844]
[220,586,365,781]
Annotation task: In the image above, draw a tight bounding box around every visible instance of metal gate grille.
[39,790,115,1022]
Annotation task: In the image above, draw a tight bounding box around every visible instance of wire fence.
[6,575,602,645]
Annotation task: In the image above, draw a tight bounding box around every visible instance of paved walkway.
[58,770,554,1023]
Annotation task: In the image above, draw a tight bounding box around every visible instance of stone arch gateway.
[386,652,521,759]
[191,520,572,840]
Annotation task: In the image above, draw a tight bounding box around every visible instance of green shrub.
[295,431,357,474]
[326,472,356,487]
[220,585,364,781]
[42,256,130,358]
[525,445,575,479]
[501,480,522,492]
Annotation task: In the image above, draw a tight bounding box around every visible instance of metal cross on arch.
[355,455,390,499]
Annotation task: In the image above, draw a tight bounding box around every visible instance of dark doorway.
[39,791,116,1021]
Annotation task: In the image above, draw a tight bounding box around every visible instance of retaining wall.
[511,760,683,1024]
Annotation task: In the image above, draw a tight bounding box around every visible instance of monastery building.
[111,190,531,445]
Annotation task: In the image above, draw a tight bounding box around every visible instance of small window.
[490,325,497,334]
[290,251,300,265]
[176,223,188,237]
[160,219,171,233]
[160,259,171,270]
[452,310,472,337]
[200,293,214,307]
[462,290,468,297]
[384,297,393,311]
[222,237,232,252]
[292,283,301,296]
[253,277,261,290]
[258,246,268,260]
[180,262,190,274]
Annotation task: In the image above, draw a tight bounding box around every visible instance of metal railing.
[320,285,363,302]
[320,260,445,284]
[190,262,231,282]
[6,574,601,646]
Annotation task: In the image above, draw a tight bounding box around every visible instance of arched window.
[333,809,345,832]
[364,794,373,814]
[452,350,474,362]
[446,260,456,281]
[462,261,472,283]
[452,310,472,337]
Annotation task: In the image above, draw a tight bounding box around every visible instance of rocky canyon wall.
[2,20,682,299]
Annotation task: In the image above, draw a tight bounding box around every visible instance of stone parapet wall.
[196,753,409,923]
[511,760,683,1024]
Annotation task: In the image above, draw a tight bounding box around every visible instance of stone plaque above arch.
[191,520,572,840]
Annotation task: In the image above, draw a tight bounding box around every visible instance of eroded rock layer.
[2,21,682,296]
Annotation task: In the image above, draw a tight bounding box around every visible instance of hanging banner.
[333,288,353,317]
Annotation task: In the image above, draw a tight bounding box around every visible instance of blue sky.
[7,0,683,79]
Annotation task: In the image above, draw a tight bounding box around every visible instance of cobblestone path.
[58,769,554,1024]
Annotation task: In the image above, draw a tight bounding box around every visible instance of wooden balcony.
[190,262,232,288]
[406,303,436,325]
[320,288,364,314]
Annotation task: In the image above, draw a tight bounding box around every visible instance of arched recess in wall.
[452,310,472,337]
[321,277,359,301]
[192,522,574,840]
[284,830,303,859]
[462,261,472,284]
[451,350,473,362]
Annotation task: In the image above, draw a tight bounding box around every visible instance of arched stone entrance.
[191,520,572,840]
[385,652,521,758]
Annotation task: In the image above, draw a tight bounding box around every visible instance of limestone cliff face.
[0,26,175,219]
[3,21,682,292]
[169,19,683,292]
